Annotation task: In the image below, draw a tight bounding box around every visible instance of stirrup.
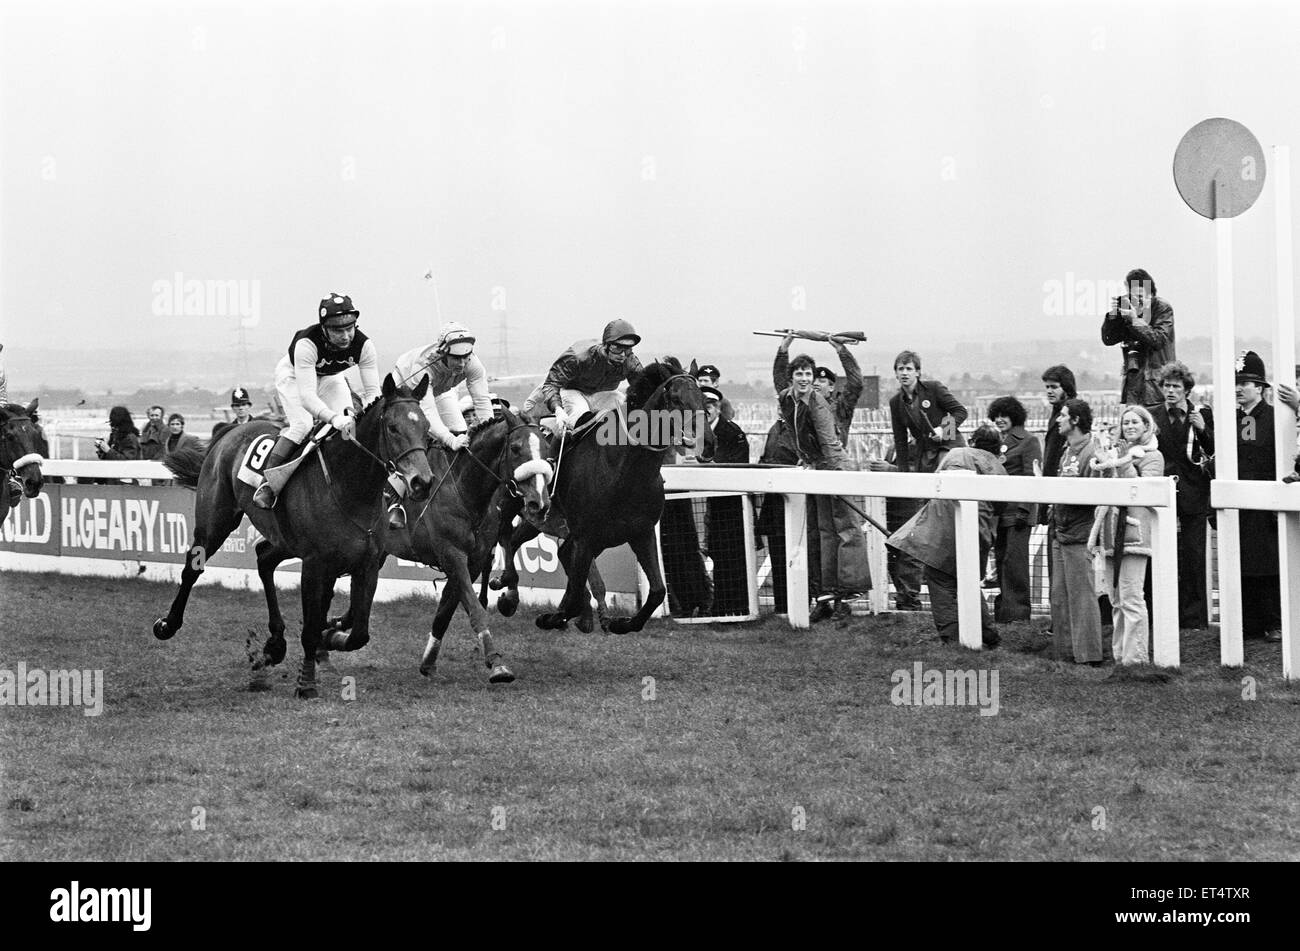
[252,483,277,510]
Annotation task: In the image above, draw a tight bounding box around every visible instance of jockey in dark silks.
[253,293,379,509]
[383,321,492,529]
[522,318,643,433]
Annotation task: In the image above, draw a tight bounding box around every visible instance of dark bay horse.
[1,400,46,509]
[153,375,435,699]
[496,358,704,634]
[379,410,552,683]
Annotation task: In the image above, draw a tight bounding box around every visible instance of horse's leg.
[589,561,614,633]
[537,537,596,631]
[558,538,595,634]
[152,483,242,640]
[489,495,524,593]
[253,538,289,668]
[610,529,665,635]
[420,573,462,677]
[325,552,384,652]
[495,517,539,618]
[449,554,514,684]
[314,571,339,663]
[295,562,329,699]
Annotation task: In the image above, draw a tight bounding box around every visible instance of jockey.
[385,321,490,528]
[252,293,379,509]
[524,319,643,432]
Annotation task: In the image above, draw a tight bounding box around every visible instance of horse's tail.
[162,443,207,487]
[162,424,243,487]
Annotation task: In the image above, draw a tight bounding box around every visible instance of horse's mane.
[626,357,684,410]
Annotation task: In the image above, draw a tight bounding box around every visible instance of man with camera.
[1102,268,1175,407]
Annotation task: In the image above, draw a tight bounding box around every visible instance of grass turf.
[1,570,1298,860]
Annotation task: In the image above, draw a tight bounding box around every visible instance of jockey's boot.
[251,436,300,509]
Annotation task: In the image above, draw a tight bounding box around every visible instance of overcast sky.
[4,0,1300,380]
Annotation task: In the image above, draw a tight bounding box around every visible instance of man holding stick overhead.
[771,331,871,622]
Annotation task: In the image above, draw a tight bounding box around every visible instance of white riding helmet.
[436,321,476,357]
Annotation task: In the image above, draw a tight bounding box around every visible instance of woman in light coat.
[1089,405,1164,665]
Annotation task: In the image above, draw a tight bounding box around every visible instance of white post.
[742,492,759,618]
[1214,201,1244,666]
[1151,477,1180,668]
[784,493,810,628]
[866,495,890,614]
[1274,144,1299,680]
[954,499,982,649]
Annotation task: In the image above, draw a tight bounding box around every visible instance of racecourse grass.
[2,570,1298,861]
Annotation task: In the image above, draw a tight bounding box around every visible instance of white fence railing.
[17,459,1296,677]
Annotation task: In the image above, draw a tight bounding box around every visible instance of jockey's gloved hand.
[552,405,570,430]
[444,432,469,452]
[331,411,356,441]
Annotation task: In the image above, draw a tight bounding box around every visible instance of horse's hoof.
[419,664,435,678]
[294,685,319,700]
[535,613,567,630]
[488,577,505,591]
[599,615,613,635]
[609,617,634,636]
[152,617,174,640]
[264,637,287,667]
[497,590,519,617]
[326,615,350,632]
[488,663,516,684]
[316,649,331,664]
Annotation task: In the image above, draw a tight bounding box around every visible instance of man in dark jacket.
[701,385,751,614]
[1101,268,1175,407]
[885,350,968,475]
[774,335,869,620]
[139,405,166,461]
[987,396,1042,621]
[1151,361,1214,629]
[526,319,643,431]
[1235,351,1282,641]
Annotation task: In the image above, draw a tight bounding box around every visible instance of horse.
[495,357,704,634]
[378,409,552,683]
[153,374,436,699]
[1,400,46,510]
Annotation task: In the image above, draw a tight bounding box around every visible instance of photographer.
[1101,268,1175,407]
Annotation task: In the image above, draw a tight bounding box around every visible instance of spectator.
[230,387,254,425]
[1049,398,1104,665]
[164,413,203,457]
[1235,351,1282,642]
[696,364,720,388]
[1101,268,1175,407]
[1089,405,1164,665]
[1150,361,1214,630]
[804,340,864,449]
[883,349,968,475]
[773,334,870,621]
[1039,365,1076,485]
[139,405,167,460]
[887,425,1005,647]
[0,342,6,403]
[874,445,924,611]
[95,406,141,460]
[701,385,750,615]
[987,395,1042,621]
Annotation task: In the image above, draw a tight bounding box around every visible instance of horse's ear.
[382,373,397,399]
[26,398,39,422]
[689,358,699,375]
[411,374,430,401]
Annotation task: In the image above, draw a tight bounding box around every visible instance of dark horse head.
[0,399,45,498]
[625,356,706,450]
[361,374,436,504]
[469,408,553,522]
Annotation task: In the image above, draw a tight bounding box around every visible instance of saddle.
[238,421,335,491]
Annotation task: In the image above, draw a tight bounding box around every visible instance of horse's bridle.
[454,414,551,500]
[633,372,703,452]
[0,412,44,477]
[340,396,430,499]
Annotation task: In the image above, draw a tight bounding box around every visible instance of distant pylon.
[497,310,511,377]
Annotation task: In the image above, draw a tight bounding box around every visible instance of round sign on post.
[1173,118,1266,219]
